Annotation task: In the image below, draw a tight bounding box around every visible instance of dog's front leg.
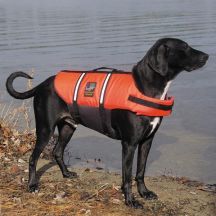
[121,141,143,209]
[135,137,158,200]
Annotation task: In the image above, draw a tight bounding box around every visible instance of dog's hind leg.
[53,121,77,178]
[28,93,57,192]
[28,124,53,192]
[135,137,158,200]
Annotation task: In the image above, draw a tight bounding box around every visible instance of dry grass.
[0,69,57,160]
[0,69,35,133]
[0,69,36,159]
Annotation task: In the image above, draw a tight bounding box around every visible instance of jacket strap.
[128,95,174,111]
[99,73,112,135]
[93,67,119,72]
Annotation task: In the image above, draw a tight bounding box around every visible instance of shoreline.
[1,154,215,215]
[63,127,216,185]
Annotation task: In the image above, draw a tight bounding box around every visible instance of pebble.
[54,191,66,200]
[85,209,91,216]
[111,198,121,205]
[38,192,45,197]
[18,158,25,163]
[52,192,66,204]
[79,208,86,214]
[49,184,55,188]
[13,197,22,204]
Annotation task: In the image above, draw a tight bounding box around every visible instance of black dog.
[6,38,208,208]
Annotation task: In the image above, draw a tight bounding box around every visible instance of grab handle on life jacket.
[92,67,120,72]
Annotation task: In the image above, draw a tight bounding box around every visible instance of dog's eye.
[183,43,188,49]
[164,45,170,56]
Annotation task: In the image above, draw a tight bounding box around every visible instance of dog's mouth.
[185,59,208,72]
[185,64,204,72]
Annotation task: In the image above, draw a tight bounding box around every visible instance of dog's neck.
[132,58,172,99]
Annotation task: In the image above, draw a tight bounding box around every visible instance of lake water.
[0,0,215,183]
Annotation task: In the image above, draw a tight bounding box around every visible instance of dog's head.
[146,38,209,79]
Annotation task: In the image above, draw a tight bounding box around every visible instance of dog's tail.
[6,71,39,99]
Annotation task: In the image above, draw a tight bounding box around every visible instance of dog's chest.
[148,81,172,135]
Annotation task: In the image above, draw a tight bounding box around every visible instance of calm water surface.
[0,0,215,183]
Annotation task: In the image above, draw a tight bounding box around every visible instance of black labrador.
[6,38,208,208]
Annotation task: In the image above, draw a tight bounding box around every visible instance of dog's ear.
[148,44,169,76]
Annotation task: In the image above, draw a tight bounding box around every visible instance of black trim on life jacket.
[61,69,131,75]
[99,72,112,136]
[128,95,173,111]
[93,67,121,72]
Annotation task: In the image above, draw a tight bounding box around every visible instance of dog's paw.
[28,184,39,193]
[63,171,78,179]
[139,190,158,200]
[125,199,143,209]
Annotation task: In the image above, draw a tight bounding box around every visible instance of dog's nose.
[201,53,209,62]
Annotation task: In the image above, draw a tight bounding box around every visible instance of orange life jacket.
[54,69,174,117]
